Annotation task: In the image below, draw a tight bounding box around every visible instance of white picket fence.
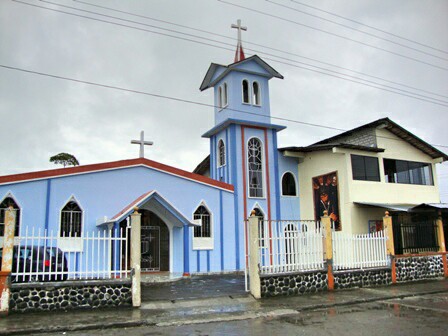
[332,230,389,270]
[8,226,130,283]
[256,220,325,274]
[249,219,390,276]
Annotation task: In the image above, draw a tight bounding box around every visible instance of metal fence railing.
[332,230,389,271]
[6,226,130,283]
[393,220,439,255]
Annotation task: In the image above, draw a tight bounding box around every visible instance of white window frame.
[0,192,22,247]
[217,138,226,167]
[218,86,223,109]
[247,137,265,199]
[252,81,261,106]
[222,82,228,107]
[281,171,298,197]
[242,79,250,104]
[58,195,84,252]
[192,201,214,250]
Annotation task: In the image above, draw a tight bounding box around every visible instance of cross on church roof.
[131,131,153,158]
[231,19,247,63]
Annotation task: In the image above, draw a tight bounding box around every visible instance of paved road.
[41,292,448,336]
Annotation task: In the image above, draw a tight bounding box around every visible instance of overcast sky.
[1,0,447,202]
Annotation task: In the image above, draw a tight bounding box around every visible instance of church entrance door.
[140,210,170,272]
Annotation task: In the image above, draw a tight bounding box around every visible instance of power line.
[289,0,448,55]
[218,0,448,72]
[266,0,448,62]
[72,0,448,100]
[13,0,448,107]
[1,63,448,150]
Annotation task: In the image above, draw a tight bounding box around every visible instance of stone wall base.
[334,268,392,290]
[260,271,328,297]
[10,280,132,313]
[396,255,444,283]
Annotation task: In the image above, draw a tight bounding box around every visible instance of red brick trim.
[0,158,234,192]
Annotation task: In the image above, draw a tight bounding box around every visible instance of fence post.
[130,207,141,307]
[248,211,261,299]
[0,206,17,315]
[383,211,396,283]
[321,211,334,291]
[436,211,448,278]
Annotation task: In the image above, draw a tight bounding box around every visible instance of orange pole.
[443,254,448,278]
[391,257,397,284]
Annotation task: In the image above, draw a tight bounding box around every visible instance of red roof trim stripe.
[111,191,154,221]
[0,158,234,192]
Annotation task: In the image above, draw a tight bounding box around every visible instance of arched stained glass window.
[282,172,297,196]
[242,80,250,104]
[193,205,211,238]
[252,81,261,105]
[248,138,264,197]
[60,200,82,237]
[0,197,20,236]
[218,139,226,166]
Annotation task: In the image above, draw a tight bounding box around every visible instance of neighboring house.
[280,119,448,253]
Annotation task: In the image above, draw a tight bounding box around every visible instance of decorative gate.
[141,226,160,271]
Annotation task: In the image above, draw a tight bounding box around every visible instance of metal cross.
[231,19,247,46]
[131,131,153,158]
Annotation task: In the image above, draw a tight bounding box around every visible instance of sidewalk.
[1,277,447,335]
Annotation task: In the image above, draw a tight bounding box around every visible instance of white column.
[248,212,261,299]
[130,208,141,307]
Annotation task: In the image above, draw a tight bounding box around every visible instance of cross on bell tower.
[131,130,153,158]
[231,19,247,63]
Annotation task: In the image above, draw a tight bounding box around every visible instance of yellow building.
[281,118,447,254]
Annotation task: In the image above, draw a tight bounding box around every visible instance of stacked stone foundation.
[395,255,444,282]
[260,271,327,297]
[334,268,392,289]
[9,279,132,313]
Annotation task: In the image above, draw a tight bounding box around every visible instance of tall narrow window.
[242,79,250,104]
[218,86,223,108]
[60,200,82,237]
[282,172,297,196]
[252,81,261,105]
[0,197,20,236]
[248,138,264,197]
[218,139,226,166]
[222,83,228,107]
[193,206,211,238]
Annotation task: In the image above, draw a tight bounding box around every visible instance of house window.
[60,200,82,237]
[384,159,433,185]
[248,138,264,197]
[242,79,250,104]
[351,155,380,181]
[218,139,226,166]
[282,172,297,196]
[252,81,261,105]
[222,83,228,107]
[193,206,211,238]
[0,197,20,236]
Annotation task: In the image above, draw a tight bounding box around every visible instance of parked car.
[0,246,68,283]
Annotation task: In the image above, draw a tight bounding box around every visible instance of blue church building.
[0,46,301,277]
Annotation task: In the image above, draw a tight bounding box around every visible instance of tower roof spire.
[231,19,247,63]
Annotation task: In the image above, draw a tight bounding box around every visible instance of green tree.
[49,153,80,168]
